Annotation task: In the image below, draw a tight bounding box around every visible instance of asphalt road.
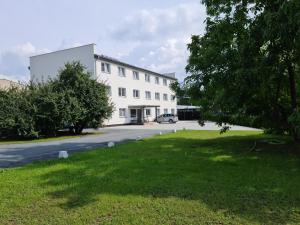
[0,128,168,168]
[0,121,259,168]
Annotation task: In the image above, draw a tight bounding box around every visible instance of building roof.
[95,54,177,80]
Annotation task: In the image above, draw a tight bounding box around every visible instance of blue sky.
[0,0,206,81]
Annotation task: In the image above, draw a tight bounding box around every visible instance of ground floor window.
[156,108,160,116]
[164,108,168,114]
[119,108,126,117]
[118,87,126,97]
[171,108,175,114]
[145,108,151,116]
[130,109,137,118]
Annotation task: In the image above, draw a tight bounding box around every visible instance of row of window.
[113,87,175,101]
[101,62,172,86]
[119,108,176,118]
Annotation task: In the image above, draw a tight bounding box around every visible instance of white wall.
[95,59,177,125]
[29,44,177,126]
[30,44,96,82]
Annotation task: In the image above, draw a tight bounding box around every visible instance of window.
[145,74,150,82]
[156,108,160,116]
[145,109,151,116]
[171,108,175,114]
[164,108,168,114]
[145,91,151,100]
[119,108,126,117]
[163,93,168,101]
[118,67,126,77]
[118,87,126,97]
[171,95,176,101]
[130,109,137,118]
[155,92,160,100]
[133,71,139,80]
[155,77,160,84]
[106,86,112,96]
[163,78,167,86]
[133,89,140,98]
[101,62,111,73]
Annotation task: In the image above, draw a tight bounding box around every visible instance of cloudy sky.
[0,0,206,82]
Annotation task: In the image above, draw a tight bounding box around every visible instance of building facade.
[30,44,177,125]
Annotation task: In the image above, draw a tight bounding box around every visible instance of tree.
[29,83,76,136]
[53,62,114,134]
[0,61,113,139]
[0,87,37,139]
[186,0,300,138]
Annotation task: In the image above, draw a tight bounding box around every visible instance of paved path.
[0,121,260,168]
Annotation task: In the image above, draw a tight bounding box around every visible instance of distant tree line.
[180,0,300,139]
[0,62,113,139]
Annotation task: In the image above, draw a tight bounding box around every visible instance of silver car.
[156,114,178,123]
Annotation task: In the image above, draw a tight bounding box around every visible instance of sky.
[0,0,206,82]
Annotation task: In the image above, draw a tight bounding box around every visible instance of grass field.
[0,130,299,224]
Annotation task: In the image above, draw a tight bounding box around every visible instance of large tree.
[186,0,300,138]
[53,62,114,134]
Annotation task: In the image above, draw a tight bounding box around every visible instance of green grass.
[0,131,103,145]
[0,130,300,224]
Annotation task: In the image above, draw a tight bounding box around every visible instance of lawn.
[0,130,299,224]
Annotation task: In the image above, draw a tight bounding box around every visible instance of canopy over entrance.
[128,105,160,125]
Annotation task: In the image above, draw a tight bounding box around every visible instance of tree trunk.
[74,124,84,135]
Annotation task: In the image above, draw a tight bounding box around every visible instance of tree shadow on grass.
[34,133,300,224]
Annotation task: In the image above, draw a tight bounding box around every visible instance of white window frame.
[163,78,167,86]
[145,74,150,82]
[155,76,160,84]
[118,87,126,97]
[101,62,111,74]
[156,108,160,116]
[133,89,140,98]
[145,91,151,100]
[155,92,160,100]
[119,108,126,118]
[118,67,126,77]
[164,108,168,114]
[163,93,168,101]
[145,108,151,116]
[130,109,137,118]
[133,71,139,80]
[171,108,175,114]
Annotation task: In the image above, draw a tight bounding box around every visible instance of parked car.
[156,114,178,123]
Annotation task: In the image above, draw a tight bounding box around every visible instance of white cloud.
[109,3,205,41]
[107,3,206,81]
[0,42,48,81]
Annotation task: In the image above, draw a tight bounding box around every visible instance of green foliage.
[53,62,113,134]
[0,62,113,138]
[186,0,300,139]
[0,87,37,139]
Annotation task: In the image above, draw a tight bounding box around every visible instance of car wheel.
[169,119,174,123]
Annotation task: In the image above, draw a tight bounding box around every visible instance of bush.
[0,87,38,139]
[0,61,113,139]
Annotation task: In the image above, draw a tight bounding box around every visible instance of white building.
[30,44,177,125]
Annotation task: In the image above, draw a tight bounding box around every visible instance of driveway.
[0,121,259,168]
